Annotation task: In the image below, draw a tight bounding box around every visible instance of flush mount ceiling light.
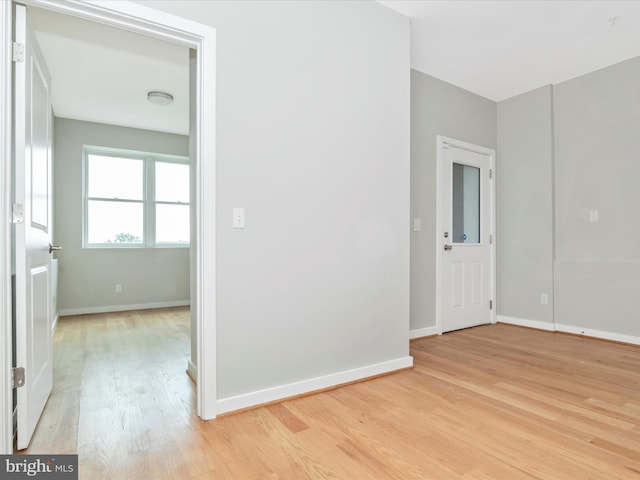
[147,91,174,106]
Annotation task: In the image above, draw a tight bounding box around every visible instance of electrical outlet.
[540,293,548,305]
[233,208,245,229]
[115,284,122,294]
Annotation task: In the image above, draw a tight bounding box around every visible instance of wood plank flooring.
[25,311,640,479]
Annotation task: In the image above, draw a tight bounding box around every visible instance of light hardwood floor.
[25,310,640,479]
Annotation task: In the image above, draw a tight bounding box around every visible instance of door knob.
[49,243,62,254]
[444,244,453,251]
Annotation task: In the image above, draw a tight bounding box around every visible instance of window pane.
[88,200,143,244]
[452,163,480,244]
[156,204,190,244]
[88,154,143,200]
[156,162,189,203]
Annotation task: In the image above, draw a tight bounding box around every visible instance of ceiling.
[28,2,640,135]
[29,7,189,135]
[379,0,640,101]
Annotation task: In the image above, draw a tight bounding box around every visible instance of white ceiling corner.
[378,0,640,101]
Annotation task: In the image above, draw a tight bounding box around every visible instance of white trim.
[489,143,497,326]
[497,315,640,346]
[217,357,414,415]
[435,137,443,334]
[435,136,497,334]
[2,0,217,451]
[497,315,555,331]
[194,11,217,422]
[0,0,13,456]
[555,323,640,346]
[51,313,59,334]
[409,326,439,339]
[51,258,58,335]
[58,300,190,317]
[186,360,197,383]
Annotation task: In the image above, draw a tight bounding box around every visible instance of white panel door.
[13,4,54,450]
[439,138,494,333]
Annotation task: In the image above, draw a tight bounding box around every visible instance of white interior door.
[438,137,495,333]
[13,3,54,450]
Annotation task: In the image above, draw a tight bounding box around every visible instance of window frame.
[82,145,190,249]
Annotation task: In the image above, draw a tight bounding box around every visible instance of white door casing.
[436,136,496,333]
[0,0,15,456]
[1,0,217,453]
[13,3,54,450]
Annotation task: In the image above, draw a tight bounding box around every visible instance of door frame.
[0,0,13,456]
[435,135,496,334]
[1,0,217,454]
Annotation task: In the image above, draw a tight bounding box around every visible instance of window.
[83,147,190,248]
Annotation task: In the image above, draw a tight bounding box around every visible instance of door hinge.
[11,203,24,224]
[489,300,493,310]
[489,169,493,179]
[12,367,25,389]
[12,42,25,63]
[489,234,493,244]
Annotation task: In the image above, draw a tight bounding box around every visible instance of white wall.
[53,118,190,314]
[410,69,496,334]
[136,1,411,400]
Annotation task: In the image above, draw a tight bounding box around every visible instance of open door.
[13,3,54,450]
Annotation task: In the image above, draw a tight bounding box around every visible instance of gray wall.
[53,118,190,314]
[554,57,640,336]
[497,56,640,339]
[410,69,496,332]
[138,1,411,399]
[496,86,554,324]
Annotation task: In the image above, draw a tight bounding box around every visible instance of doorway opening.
[1,0,217,454]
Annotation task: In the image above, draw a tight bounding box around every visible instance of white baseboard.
[498,315,640,346]
[410,326,439,339]
[186,360,197,383]
[217,356,414,415]
[555,323,640,346]
[497,315,555,331]
[59,300,190,317]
